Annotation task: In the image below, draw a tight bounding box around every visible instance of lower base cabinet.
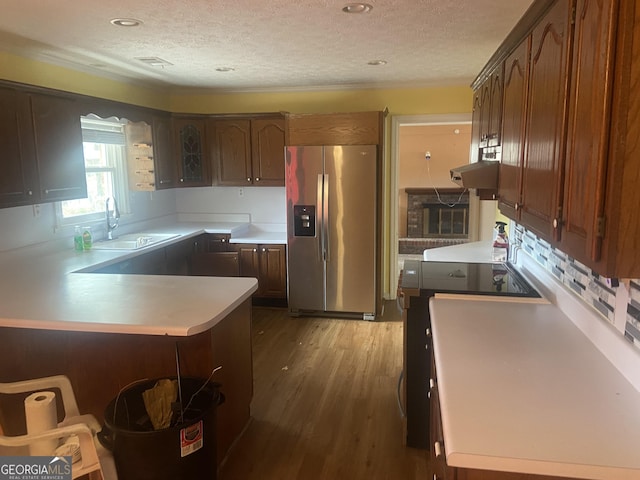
[234,244,287,299]
[91,236,287,301]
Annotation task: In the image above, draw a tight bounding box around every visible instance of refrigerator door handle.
[317,173,325,261]
[322,173,330,262]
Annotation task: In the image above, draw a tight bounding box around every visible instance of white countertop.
[0,220,289,336]
[430,298,640,479]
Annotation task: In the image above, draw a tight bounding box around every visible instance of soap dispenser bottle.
[492,221,509,262]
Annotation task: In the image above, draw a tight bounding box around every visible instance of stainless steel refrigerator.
[285,145,378,319]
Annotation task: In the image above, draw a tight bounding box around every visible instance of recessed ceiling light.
[110,18,142,27]
[342,3,373,14]
[367,60,387,66]
[216,67,236,72]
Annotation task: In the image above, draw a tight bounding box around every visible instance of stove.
[399,260,541,449]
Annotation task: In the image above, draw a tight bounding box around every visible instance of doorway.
[389,113,474,297]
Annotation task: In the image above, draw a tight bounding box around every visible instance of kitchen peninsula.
[0,223,264,464]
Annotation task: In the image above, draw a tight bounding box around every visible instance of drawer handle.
[434,441,442,458]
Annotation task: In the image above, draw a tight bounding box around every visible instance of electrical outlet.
[238,187,244,197]
[32,204,41,218]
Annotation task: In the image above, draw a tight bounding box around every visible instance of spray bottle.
[492,221,509,262]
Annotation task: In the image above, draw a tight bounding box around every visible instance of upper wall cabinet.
[488,0,640,277]
[0,87,38,208]
[515,0,572,243]
[152,114,178,190]
[209,116,285,186]
[250,117,285,186]
[173,116,211,187]
[495,0,572,242]
[559,0,616,269]
[30,93,87,203]
[286,111,383,146]
[498,37,530,221]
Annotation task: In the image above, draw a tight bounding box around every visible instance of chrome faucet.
[106,197,120,240]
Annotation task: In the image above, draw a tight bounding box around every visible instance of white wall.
[0,189,177,252]
[175,186,286,224]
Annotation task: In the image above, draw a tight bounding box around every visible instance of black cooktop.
[416,261,541,298]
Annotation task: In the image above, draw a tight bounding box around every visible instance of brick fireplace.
[400,188,470,254]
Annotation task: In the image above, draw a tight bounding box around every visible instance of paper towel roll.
[24,391,58,456]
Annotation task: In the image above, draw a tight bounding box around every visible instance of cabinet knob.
[429,378,435,389]
[247,177,251,182]
[27,190,33,196]
[253,248,257,252]
[180,178,184,182]
[425,328,431,337]
[515,202,520,211]
[553,218,559,229]
[255,177,260,182]
[424,344,429,351]
[262,247,267,252]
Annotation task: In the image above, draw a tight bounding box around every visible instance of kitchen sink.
[92,233,180,250]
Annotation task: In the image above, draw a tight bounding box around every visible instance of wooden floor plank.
[219,305,429,479]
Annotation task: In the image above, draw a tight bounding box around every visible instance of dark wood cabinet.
[477,66,503,149]
[518,0,572,243]
[498,38,530,221]
[30,93,87,203]
[173,116,211,187]
[190,233,240,277]
[559,0,616,266]
[250,118,285,186]
[235,243,286,298]
[0,87,38,207]
[469,90,483,164]
[152,114,177,190]
[210,117,285,186]
[209,119,252,186]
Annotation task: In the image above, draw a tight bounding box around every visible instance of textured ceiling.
[0,0,534,92]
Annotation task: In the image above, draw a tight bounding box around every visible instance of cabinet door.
[250,118,285,186]
[469,90,483,164]
[152,114,177,190]
[478,78,492,148]
[560,0,616,264]
[258,244,287,297]
[499,38,530,220]
[210,119,252,186]
[236,244,260,281]
[0,88,38,207]
[487,66,504,147]
[30,94,87,202]
[520,0,571,242]
[173,117,210,187]
[165,238,197,275]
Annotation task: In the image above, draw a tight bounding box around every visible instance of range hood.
[450,161,499,190]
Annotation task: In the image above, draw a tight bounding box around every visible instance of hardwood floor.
[219,303,429,480]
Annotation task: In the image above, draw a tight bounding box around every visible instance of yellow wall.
[0,54,473,298]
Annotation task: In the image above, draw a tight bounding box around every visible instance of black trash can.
[99,377,223,480]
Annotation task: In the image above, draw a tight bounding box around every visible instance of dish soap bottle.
[492,221,509,262]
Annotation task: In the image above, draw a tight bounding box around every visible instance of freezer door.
[285,146,325,311]
[324,145,377,313]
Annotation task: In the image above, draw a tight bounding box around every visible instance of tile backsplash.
[514,224,639,351]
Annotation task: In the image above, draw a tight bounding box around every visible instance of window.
[57,116,130,225]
